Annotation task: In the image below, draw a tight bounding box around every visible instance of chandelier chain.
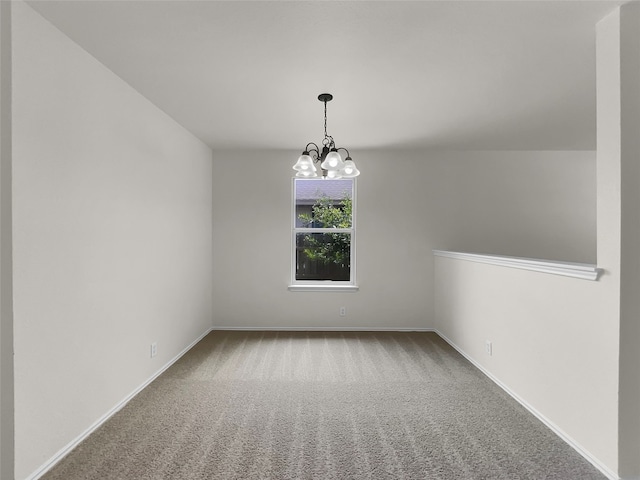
[322,99,334,148]
[324,100,328,139]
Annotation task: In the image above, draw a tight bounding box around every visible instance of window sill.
[288,284,359,293]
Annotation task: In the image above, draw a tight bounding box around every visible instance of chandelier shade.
[341,159,360,178]
[320,149,345,171]
[293,153,318,176]
[294,94,360,179]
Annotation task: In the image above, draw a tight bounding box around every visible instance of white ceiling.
[27,1,622,152]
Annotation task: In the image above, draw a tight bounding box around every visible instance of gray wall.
[430,150,596,264]
[616,2,640,477]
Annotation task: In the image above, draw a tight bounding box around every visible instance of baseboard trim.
[26,326,215,480]
[30,326,611,480]
[433,329,620,480]
[210,326,435,332]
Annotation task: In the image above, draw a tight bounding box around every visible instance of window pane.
[295,179,353,228]
[295,232,351,281]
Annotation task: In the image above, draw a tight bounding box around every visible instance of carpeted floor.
[42,331,606,479]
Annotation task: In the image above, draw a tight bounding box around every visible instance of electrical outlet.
[485,340,492,356]
[340,306,346,316]
[150,342,157,358]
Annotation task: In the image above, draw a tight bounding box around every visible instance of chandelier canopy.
[293,93,360,179]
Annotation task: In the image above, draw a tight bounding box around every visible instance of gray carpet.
[42,331,606,479]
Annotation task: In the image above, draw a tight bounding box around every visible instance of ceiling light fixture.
[293,93,360,179]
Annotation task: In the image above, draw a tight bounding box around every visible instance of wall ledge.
[433,250,602,281]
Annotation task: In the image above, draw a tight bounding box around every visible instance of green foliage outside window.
[298,192,352,266]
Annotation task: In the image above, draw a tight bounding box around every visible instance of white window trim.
[289,178,358,291]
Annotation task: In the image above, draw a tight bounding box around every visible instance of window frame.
[288,178,358,292]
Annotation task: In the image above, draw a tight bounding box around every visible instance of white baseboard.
[433,329,620,480]
[26,326,215,480]
[32,327,611,480]
[211,326,435,332]
[26,325,432,479]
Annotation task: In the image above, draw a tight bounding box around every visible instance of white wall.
[12,3,213,479]
[6,4,601,478]
[432,8,636,479]
[212,149,595,330]
[433,257,619,477]
[0,2,14,479]
[212,150,437,330]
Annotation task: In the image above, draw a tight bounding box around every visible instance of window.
[290,178,357,291]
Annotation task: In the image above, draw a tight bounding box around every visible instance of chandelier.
[293,93,360,179]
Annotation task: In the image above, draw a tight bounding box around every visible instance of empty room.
[1,1,639,479]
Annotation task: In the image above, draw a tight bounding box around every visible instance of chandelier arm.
[305,142,320,153]
[337,147,351,158]
[304,142,321,162]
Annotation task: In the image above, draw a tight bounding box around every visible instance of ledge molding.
[433,250,602,281]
